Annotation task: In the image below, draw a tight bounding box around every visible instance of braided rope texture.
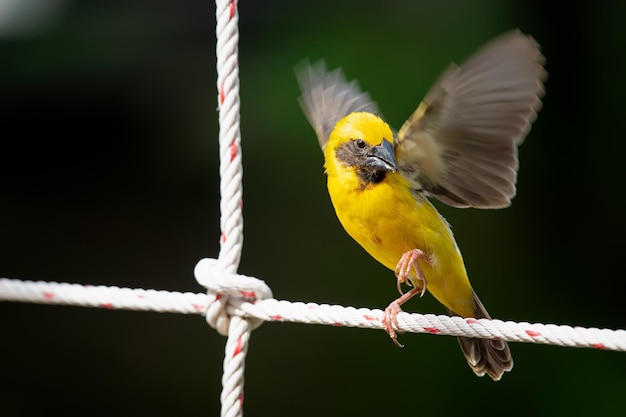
[2,276,625,352]
[215,2,247,416]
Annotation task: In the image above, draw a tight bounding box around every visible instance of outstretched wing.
[396,30,547,208]
[297,61,381,151]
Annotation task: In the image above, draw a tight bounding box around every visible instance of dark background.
[2,1,625,416]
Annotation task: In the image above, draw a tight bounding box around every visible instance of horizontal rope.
[1,277,625,352]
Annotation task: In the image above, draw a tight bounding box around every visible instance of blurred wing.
[297,61,381,151]
[396,30,547,208]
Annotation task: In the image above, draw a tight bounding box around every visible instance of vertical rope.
[215,1,246,416]
[221,317,251,417]
[216,0,243,274]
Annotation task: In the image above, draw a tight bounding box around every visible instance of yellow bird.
[298,30,546,381]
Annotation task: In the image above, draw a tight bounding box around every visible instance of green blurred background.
[2,1,625,416]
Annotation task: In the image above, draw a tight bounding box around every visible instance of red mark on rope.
[271,315,283,321]
[191,304,205,312]
[43,292,54,299]
[424,327,440,334]
[465,318,478,324]
[220,83,226,104]
[591,343,606,350]
[240,290,256,299]
[221,232,227,243]
[229,141,238,162]
[526,330,541,337]
[239,392,244,407]
[332,322,342,327]
[229,0,236,19]
[238,199,243,210]
[100,303,114,309]
[215,293,223,301]
[363,314,378,322]
[232,336,243,357]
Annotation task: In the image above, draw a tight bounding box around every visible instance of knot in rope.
[194,258,272,335]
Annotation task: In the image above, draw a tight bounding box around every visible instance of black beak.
[365,139,397,172]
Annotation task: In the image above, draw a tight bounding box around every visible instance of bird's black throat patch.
[357,169,387,185]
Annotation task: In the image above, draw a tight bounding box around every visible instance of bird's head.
[324,112,397,185]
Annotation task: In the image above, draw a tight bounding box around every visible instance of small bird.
[298,30,546,381]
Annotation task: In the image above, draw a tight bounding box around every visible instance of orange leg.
[383,249,429,347]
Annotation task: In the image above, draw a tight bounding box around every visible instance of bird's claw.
[383,248,430,346]
[382,301,404,348]
[394,249,428,297]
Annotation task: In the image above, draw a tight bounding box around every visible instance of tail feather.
[448,290,513,381]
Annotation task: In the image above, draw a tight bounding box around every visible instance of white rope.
[213,2,250,417]
[216,0,243,275]
[2,277,626,352]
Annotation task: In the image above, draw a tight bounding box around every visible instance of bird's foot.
[382,300,404,347]
[394,248,428,296]
[383,249,429,347]
[382,284,428,347]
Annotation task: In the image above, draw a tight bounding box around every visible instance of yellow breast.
[329,171,474,314]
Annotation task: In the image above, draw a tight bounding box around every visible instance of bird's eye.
[355,139,366,149]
